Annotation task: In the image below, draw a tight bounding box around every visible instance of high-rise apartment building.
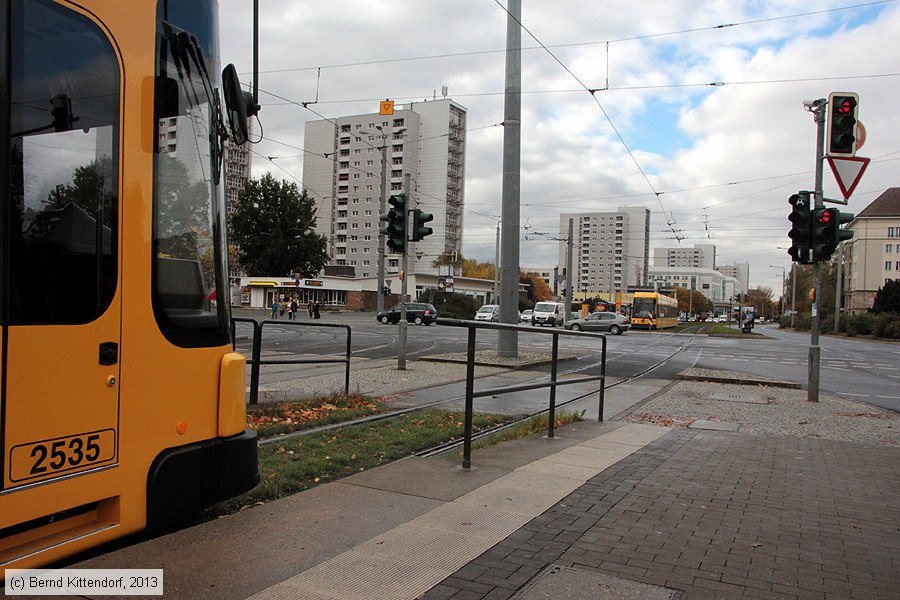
[653,244,716,269]
[303,99,466,278]
[558,207,650,295]
[715,262,749,295]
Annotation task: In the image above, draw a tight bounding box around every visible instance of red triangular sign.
[827,156,869,200]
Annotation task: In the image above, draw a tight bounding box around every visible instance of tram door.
[2,0,122,491]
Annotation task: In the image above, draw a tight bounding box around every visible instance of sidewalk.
[69,368,899,600]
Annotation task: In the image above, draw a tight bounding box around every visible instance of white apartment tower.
[653,244,716,269]
[303,99,466,278]
[558,206,651,294]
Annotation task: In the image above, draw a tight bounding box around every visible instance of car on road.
[565,311,631,335]
[376,302,438,325]
[532,301,566,326]
[520,309,533,323]
[474,304,500,322]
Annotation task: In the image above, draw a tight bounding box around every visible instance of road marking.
[839,393,870,397]
[875,395,900,400]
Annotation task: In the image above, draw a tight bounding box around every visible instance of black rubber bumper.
[146,429,259,530]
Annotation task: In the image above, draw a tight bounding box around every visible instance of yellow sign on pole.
[379,100,395,115]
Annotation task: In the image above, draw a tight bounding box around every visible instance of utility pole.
[377,129,387,313]
[493,221,501,303]
[565,219,573,324]
[498,0,521,358]
[397,173,411,370]
[808,98,827,402]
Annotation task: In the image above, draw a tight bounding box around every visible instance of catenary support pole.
[498,0,521,358]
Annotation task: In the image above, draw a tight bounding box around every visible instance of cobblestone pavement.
[420,369,900,600]
[421,430,900,600]
[623,379,899,446]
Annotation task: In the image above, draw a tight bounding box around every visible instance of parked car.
[565,311,631,335]
[474,304,500,322]
[520,309,533,323]
[376,302,437,325]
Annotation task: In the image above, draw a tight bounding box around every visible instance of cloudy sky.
[219,0,900,294]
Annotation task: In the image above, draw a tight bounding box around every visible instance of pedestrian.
[290,299,298,320]
[279,298,285,318]
[271,299,278,319]
[307,300,314,318]
[313,301,321,319]
[286,300,293,320]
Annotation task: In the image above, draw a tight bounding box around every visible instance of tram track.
[257,329,701,450]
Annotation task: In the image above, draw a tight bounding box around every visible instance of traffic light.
[50,94,76,132]
[411,208,434,242]
[380,194,407,253]
[788,191,812,264]
[811,207,837,261]
[826,92,859,157]
[813,207,855,263]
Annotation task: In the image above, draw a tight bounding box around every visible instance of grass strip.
[248,393,388,439]
[208,410,511,515]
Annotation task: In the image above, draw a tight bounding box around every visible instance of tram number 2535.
[10,429,116,483]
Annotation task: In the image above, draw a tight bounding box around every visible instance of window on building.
[886,262,892,271]
[887,244,893,253]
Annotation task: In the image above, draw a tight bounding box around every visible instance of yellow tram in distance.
[1,0,259,572]
[630,291,679,329]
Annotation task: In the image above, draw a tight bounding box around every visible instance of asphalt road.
[231,309,900,413]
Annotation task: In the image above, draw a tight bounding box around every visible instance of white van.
[474,304,500,322]
[531,301,567,327]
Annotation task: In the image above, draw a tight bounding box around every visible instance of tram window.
[6,0,120,325]
[152,0,229,347]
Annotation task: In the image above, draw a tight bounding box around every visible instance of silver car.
[566,312,630,335]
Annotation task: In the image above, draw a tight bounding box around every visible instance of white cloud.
[219,0,900,293]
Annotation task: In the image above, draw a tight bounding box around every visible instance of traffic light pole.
[808,99,826,403]
[397,173,411,370]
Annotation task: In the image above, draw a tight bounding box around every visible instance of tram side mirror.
[222,64,259,146]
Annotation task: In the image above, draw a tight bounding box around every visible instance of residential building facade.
[558,206,651,295]
[653,244,716,270]
[302,99,466,278]
[843,188,900,312]
[715,262,750,296]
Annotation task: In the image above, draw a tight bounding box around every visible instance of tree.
[871,280,900,314]
[521,272,552,304]
[230,174,328,276]
[672,286,712,316]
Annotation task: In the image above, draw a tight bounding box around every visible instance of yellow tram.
[630,291,678,329]
[1,0,259,572]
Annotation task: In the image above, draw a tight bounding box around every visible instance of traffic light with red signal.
[810,206,855,262]
[826,92,859,157]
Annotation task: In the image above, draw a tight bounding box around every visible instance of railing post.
[249,320,263,405]
[344,325,352,396]
[598,334,606,421]
[462,326,476,469]
[548,332,559,438]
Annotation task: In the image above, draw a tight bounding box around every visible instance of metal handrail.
[231,317,352,404]
[436,318,607,469]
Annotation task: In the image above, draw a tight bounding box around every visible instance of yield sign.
[827,156,869,200]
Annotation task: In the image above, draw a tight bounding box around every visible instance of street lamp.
[769,265,786,320]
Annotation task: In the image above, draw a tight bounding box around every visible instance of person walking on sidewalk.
[290,299,298,320]
[313,301,321,319]
[307,300,314,318]
[270,299,279,319]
